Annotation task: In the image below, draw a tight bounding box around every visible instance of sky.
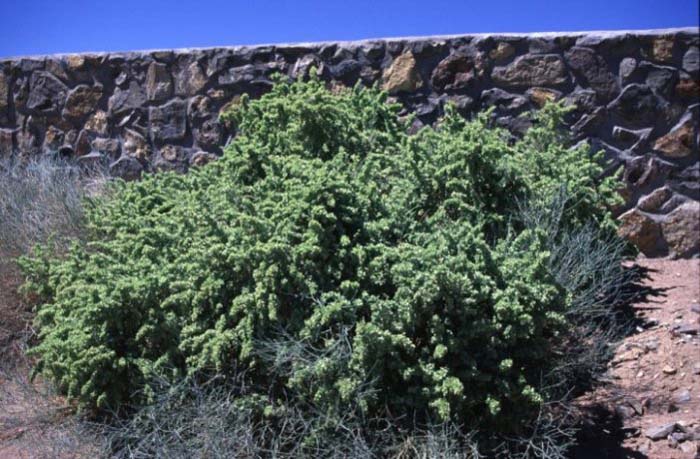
[1,0,698,58]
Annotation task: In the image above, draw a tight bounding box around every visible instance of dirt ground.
[573,257,700,459]
[1,256,698,458]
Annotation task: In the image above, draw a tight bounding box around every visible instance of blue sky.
[1,0,698,58]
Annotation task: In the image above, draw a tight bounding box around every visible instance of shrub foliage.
[21,76,621,435]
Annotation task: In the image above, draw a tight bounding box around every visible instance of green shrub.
[21,75,621,435]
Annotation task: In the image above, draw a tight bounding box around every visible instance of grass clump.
[20,75,624,456]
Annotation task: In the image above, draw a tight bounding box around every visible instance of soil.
[1,256,698,458]
[573,258,700,459]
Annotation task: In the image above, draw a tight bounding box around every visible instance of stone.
[0,72,8,120]
[382,52,423,94]
[652,36,675,63]
[26,72,68,114]
[644,65,678,97]
[193,119,222,150]
[146,62,173,102]
[637,187,672,213]
[175,61,207,95]
[617,208,662,256]
[122,128,150,160]
[74,129,92,156]
[155,145,189,173]
[330,59,362,84]
[190,150,218,167]
[108,81,146,117]
[526,87,561,107]
[91,137,121,158]
[492,54,568,88]
[691,303,700,314]
[653,113,696,157]
[675,77,700,99]
[84,110,109,135]
[607,84,661,127]
[662,365,677,375]
[661,201,700,258]
[42,126,64,152]
[109,156,143,181]
[431,51,479,91]
[683,46,699,74]
[565,47,619,101]
[480,88,528,112]
[188,95,214,122]
[646,422,677,440]
[446,95,474,115]
[291,54,324,80]
[149,99,187,143]
[62,84,103,121]
[489,42,514,62]
[619,57,638,82]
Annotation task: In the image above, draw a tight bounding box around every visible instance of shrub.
[21,75,621,439]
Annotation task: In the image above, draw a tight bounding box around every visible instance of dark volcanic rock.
[565,46,619,101]
[149,99,187,143]
[492,54,568,88]
[27,72,68,114]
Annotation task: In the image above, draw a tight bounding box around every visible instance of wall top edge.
[1,27,698,62]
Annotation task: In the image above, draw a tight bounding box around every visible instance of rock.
[193,119,222,150]
[155,145,189,173]
[662,365,677,375]
[431,51,477,91]
[653,113,696,157]
[619,57,638,83]
[190,150,218,167]
[446,95,474,115]
[526,87,561,107]
[382,52,423,94]
[122,128,150,160]
[661,201,700,258]
[26,72,68,114]
[91,137,121,158]
[492,54,568,88]
[62,84,103,121]
[489,42,514,62]
[608,84,661,127]
[652,36,675,63]
[330,59,362,85]
[637,187,672,213]
[175,61,207,95]
[674,324,699,335]
[675,390,692,404]
[647,422,677,440]
[109,156,142,181]
[74,129,92,156]
[644,65,678,97]
[676,77,700,98]
[42,126,64,152]
[480,88,528,112]
[291,54,323,80]
[683,46,699,74]
[149,99,187,143]
[188,95,214,122]
[565,46,619,101]
[693,363,700,375]
[108,81,146,117]
[0,72,8,120]
[146,62,173,102]
[691,303,700,314]
[617,208,662,256]
[84,110,109,135]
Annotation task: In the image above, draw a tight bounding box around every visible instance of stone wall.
[0,28,698,257]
